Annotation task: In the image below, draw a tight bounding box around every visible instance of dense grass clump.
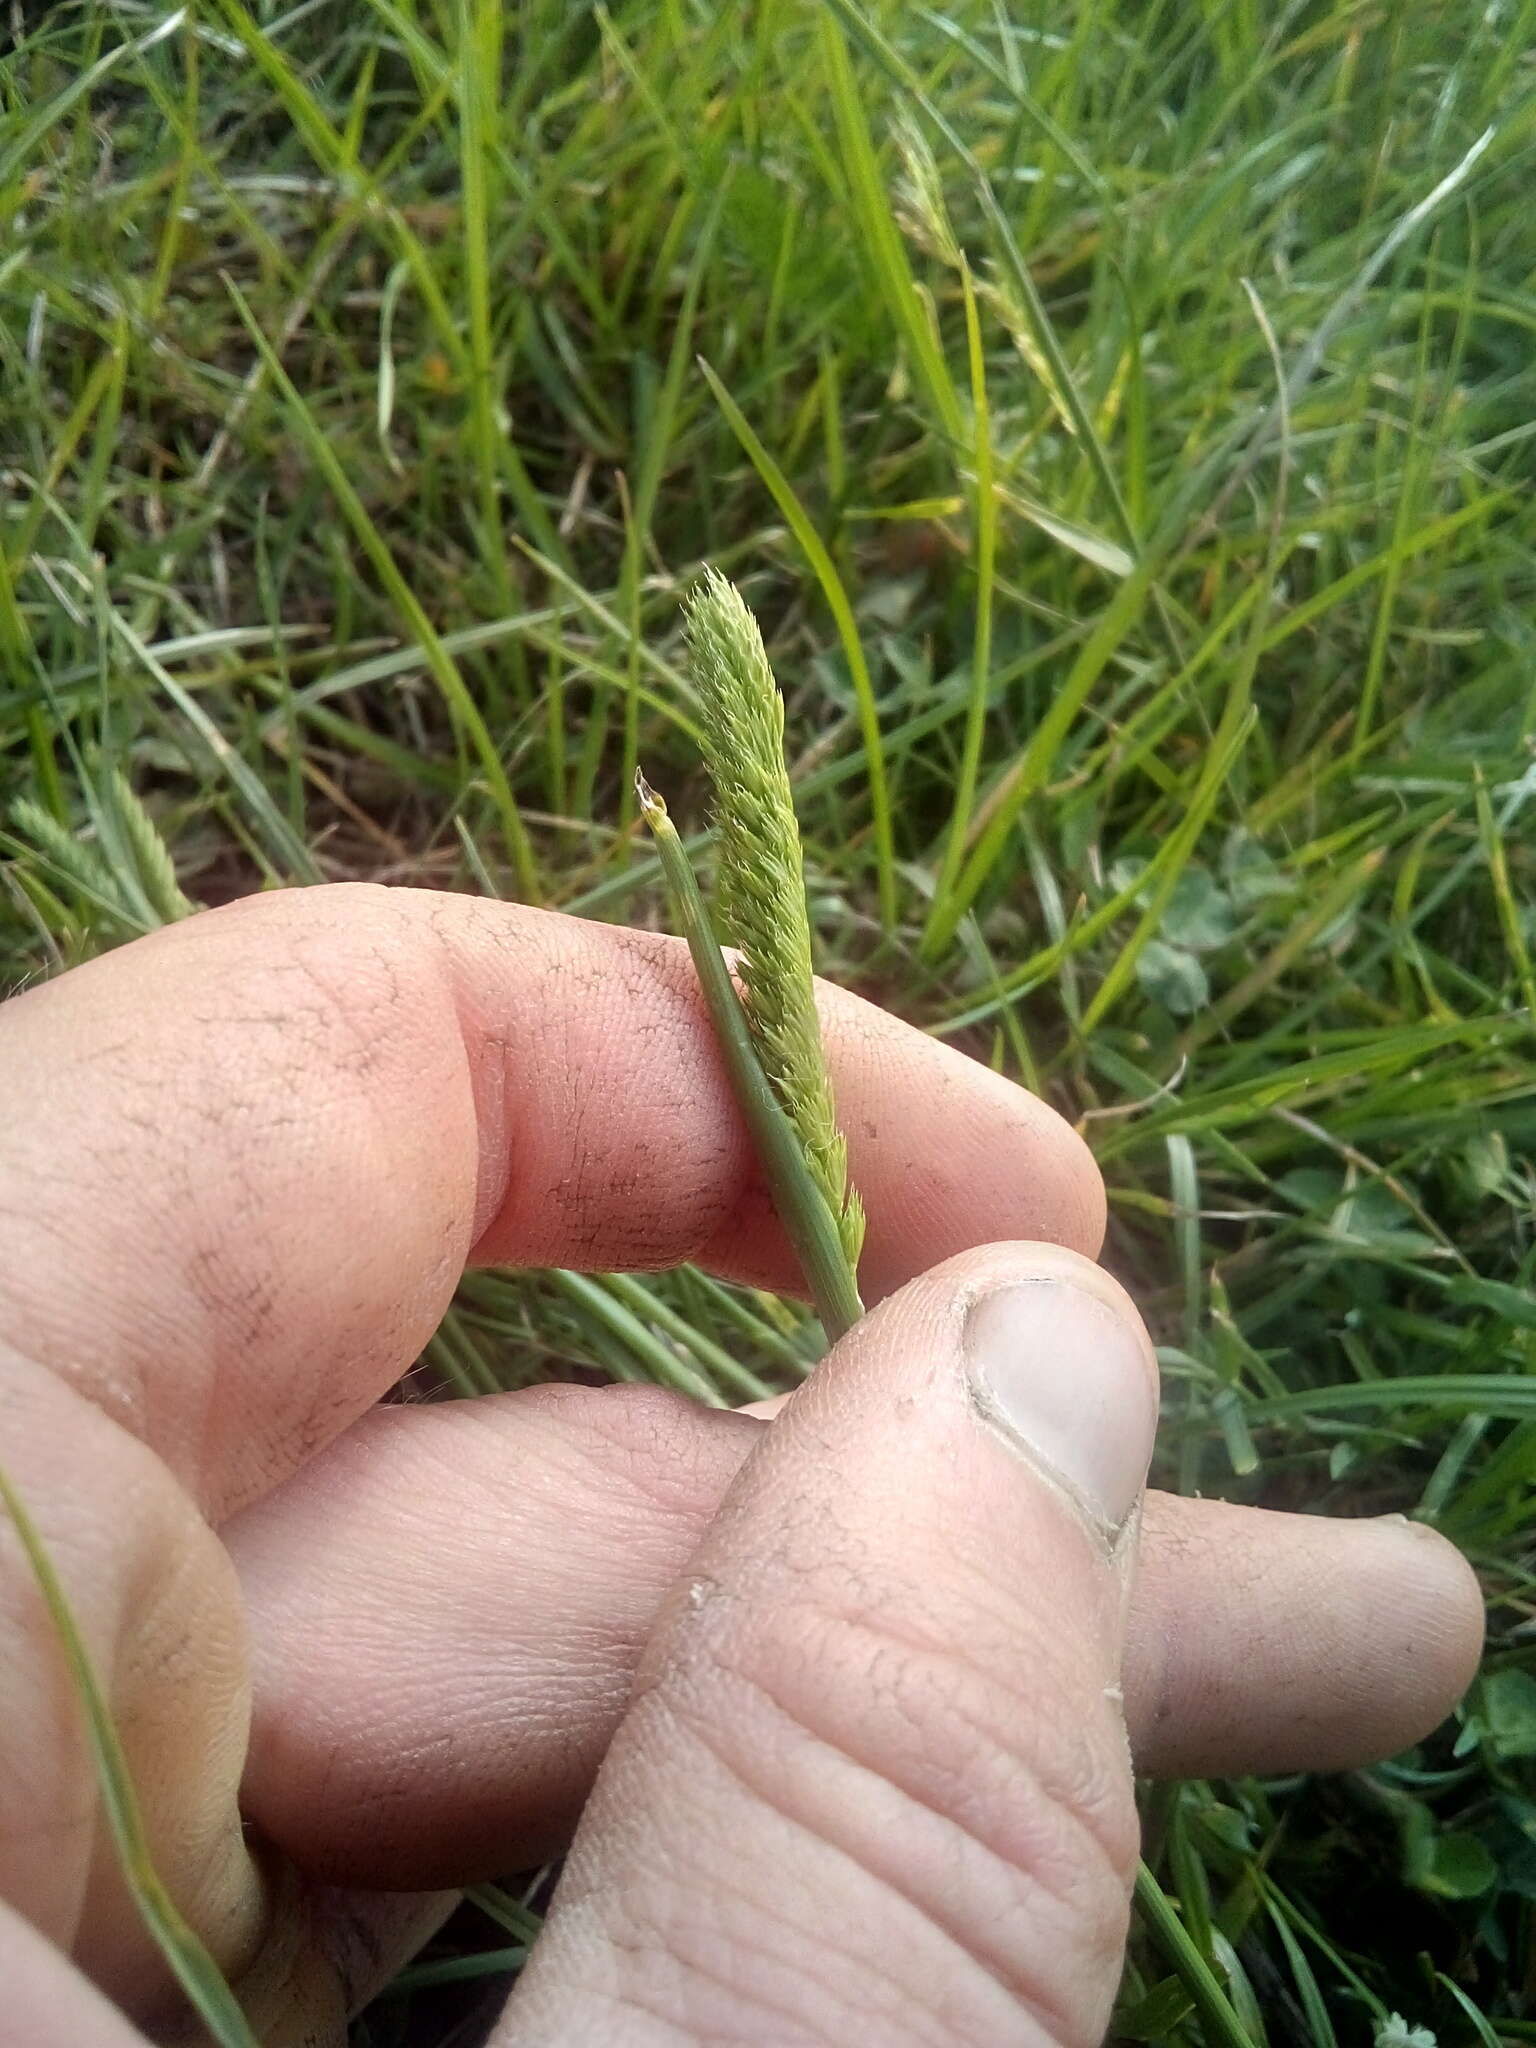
[3,2,1535,2041]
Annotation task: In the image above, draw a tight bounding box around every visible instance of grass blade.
[1134,1863,1260,2048]
[698,358,897,932]
[817,14,964,446]
[0,1465,259,2047]
[924,259,996,958]
[822,0,1141,563]
[926,558,1158,954]
[224,279,540,896]
[110,610,321,883]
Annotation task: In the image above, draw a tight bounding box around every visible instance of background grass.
[3,1,1536,2041]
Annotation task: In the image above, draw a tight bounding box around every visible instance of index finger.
[0,885,1102,1518]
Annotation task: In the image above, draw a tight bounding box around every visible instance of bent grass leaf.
[0,1464,259,2048]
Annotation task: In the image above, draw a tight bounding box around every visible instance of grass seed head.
[683,569,865,1269]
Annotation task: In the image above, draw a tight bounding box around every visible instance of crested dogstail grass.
[4,1,1535,2040]
[638,764,864,1342]
[682,569,865,1273]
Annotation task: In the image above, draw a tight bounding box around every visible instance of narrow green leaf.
[822,0,1141,562]
[0,1465,259,2047]
[698,358,897,931]
[924,259,996,958]
[224,279,540,897]
[1134,1864,1261,2048]
[817,14,964,446]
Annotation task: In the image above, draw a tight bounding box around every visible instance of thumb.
[497,1242,1159,2048]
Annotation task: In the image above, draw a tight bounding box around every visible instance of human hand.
[0,886,1482,2044]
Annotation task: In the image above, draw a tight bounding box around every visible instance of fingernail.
[964,1278,1158,1531]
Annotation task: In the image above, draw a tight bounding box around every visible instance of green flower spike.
[639,569,864,1343]
[683,568,865,1274]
